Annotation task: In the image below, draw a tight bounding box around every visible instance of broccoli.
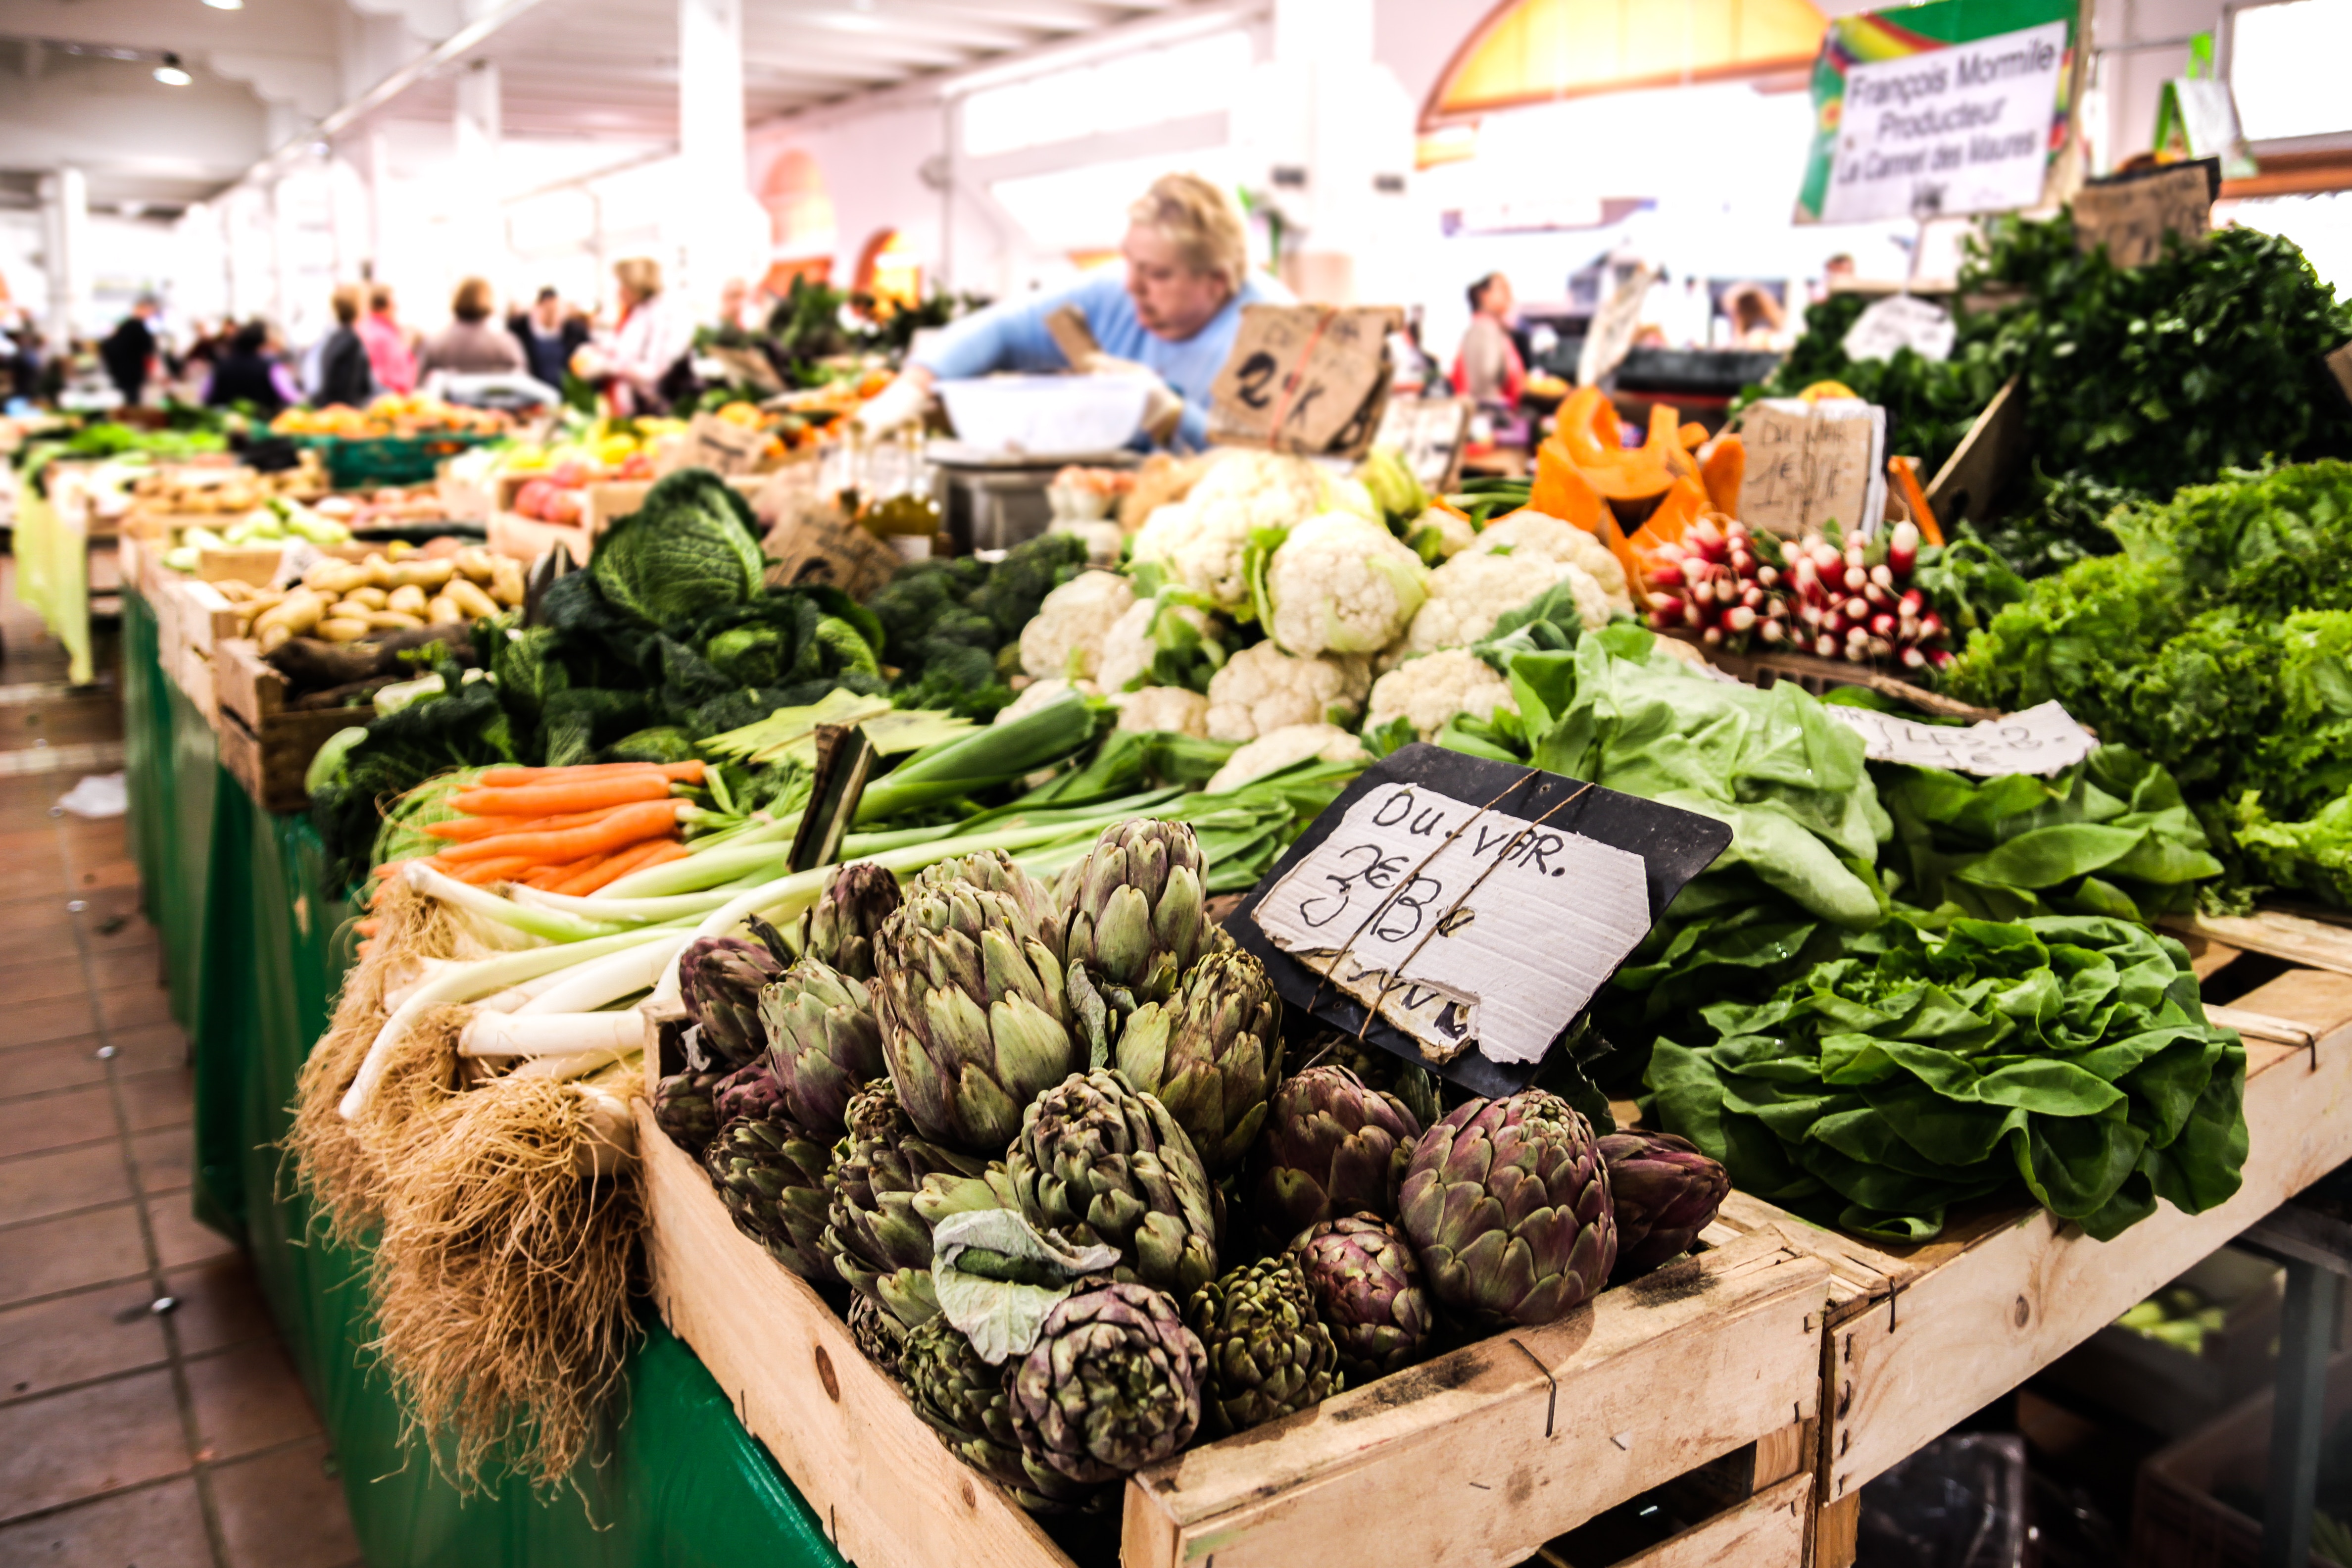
[968,531,1088,640]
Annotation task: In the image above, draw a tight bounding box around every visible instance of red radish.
[1647,562,1684,588]
[1844,596,1869,620]
[1741,585,1765,609]
[1844,565,1867,592]
[1888,521,1919,577]
[1901,646,1927,669]
[1900,588,1925,616]
[1815,634,1838,658]
[1760,618,1787,643]
[1757,565,1780,588]
[1918,611,1945,642]
[1650,609,1679,631]
[1869,564,1895,591]
[1870,612,1897,638]
[1726,605,1757,633]
[1702,626,1724,646]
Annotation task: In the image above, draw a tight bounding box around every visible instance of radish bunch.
[1642,518,1953,672]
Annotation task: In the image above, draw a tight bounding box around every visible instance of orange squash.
[1700,435,1745,519]
[1526,441,1610,532]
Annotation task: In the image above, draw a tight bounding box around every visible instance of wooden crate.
[211,638,373,813]
[639,1098,1832,1568]
[487,509,591,567]
[1714,957,2352,1567]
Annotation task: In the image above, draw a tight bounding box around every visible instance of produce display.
[271,393,514,441]
[129,452,326,512]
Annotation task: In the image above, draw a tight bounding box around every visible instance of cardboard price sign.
[1823,699,2095,777]
[1208,304,1402,459]
[1841,294,1956,364]
[1736,397,1888,539]
[754,479,902,602]
[1228,744,1731,1098]
[682,412,769,476]
[1372,395,1472,492]
[2073,160,2218,270]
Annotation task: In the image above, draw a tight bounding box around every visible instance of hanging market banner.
[1796,0,2083,225]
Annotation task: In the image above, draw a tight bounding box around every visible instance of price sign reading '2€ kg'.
[1251,782,1655,1069]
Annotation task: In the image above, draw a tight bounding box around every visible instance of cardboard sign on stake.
[1226,744,1731,1099]
[1208,304,1402,459]
[680,412,769,476]
[2072,159,2219,270]
[1736,397,1888,539]
[1372,395,1473,492]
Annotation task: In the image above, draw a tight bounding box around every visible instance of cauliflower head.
[1405,506,1478,564]
[995,677,1097,726]
[1018,570,1134,680]
[1204,641,1370,741]
[1130,449,1343,609]
[1262,512,1428,657]
[1466,513,1632,610]
[1403,554,1614,655]
[1112,685,1209,737]
[1203,723,1369,794]
[1366,649,1519,741]
[1094,595,1219,694]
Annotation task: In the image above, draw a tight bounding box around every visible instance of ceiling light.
[203,0,245,9]
[154,52,191,84]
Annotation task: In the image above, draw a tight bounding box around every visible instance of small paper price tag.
[1736,398,1888,539]
[2073,160,2217,270]
[1372,395,1472,492]
[1822,699,2096,777]
[1841,295,1957,365]
[1209,304,1403,459]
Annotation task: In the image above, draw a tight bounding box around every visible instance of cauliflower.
[1261,512,1429,657]
[1113,685,1209,737]
[1094,596,1219,694]
[1366,649,1519,740]
[1405,505,1478,563]
[1204,641,1370,741]
[1204,723,1369,794]
[1402,554,1614,655]
[995,677,1097,725]
[1465,513,1633,611]
[1129,449,1342,609]
[1018,571,1134,680]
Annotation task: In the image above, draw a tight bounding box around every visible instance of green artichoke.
[849,1294,910,1379]
[652,1067,726,1158]
[1597,1130,1729,1279]
[1249,1066,1423,1239]
[679,924,792,1068]
[803,861,902,982]
[1400,1091,1616,1328]
[1186,1255,1342,1437]
[1008,1282,1207,1483]
[712,1060,789,1127]
[761,956,885,1135]
[1062,821,1214,1003]
[825,1079,1014,1326]
[704,1108,834,1279]
[873,857,1079,1154]
[1288,1215,1434,1382]
[902,1318,1105,1514]
[1009,1070,1219,1301]
[1113,949,1282,1175]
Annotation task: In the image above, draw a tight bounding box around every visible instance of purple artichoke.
[1007,1282,1207,1483]
[704,1107,833,1278]
[823,1079,1011,1326]
[901,1318,1104,1515]
[1249,1066,1423,1239]
[652,1067,726,1158]
[1597,1130,1728,1279]
[1288,1214,1434,1382]
[802,861,902,982]
[1400,1091,1616,1328]
[761,956,885,1135]
[712,1059,790,1127]
[679,927,791,1068]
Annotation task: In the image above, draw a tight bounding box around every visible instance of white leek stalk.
[510,1044,639,1081]
[513,934,686,1017]
[459,1012,644,1059]
[403,861,627,944]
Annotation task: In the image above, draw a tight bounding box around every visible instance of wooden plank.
[1120,1232,1829,1568]
[1816,970,2352,1503]
[1924,375,2025,527]
[1611,1471,1811,1568]
[212,639,286,733]
[637,1102,1075,1568]
[2164,909,2352,979]
[214,704,365,813]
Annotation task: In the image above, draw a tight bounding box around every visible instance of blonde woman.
[574,257,692,414]
[863,172,1290,449]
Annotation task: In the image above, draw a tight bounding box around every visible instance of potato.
[318,617,372,643]
[387,584,429,617]
[304,562,365,596]
[454,547,497,586]
[427,593,460,624]
[251,589,326,639]
[345,586,390,611]
[330,599,375,622]
[258,623,294,654]
[397,559,454,591]
[443,578,499,620]
[363,554,398,589]
[366,610,426,632]
[489,557,526,608]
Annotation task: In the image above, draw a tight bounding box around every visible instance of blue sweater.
[913,270,1294,449]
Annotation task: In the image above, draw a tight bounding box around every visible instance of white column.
[677,0,748,314]
[367,131,392,281]
[270,177,297,331]
[38,166,89,348]
[1253,0,1414,305]
[453,59,504,290]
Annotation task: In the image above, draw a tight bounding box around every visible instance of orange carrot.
[476,761,705,788]
[356,939,375,959]
[436,799,684,866]
[521,855,597,889]
[354,918,382,937]
[576,840,690,893]
[372,862,401,878]
[423,803,637,842]
[441,855,536,886]
[447,775,673,817]
[546,854,622,898]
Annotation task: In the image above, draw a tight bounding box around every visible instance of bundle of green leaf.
[1647,915,2247,1243]
[863,531,1089,715]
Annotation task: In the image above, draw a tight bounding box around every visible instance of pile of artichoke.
[655,822,1731,1514]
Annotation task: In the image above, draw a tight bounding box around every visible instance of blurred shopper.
[315,284,375,408]
[203,321,295,413]
[100,296,159,407]
[1452,272,1524,408]
[574,258,690,414]
[716,276,752,333]
[358,284,417,395]
[867,172,1291,450]
[1721,282,1787,349]
[418,277,526,377]
[510,287,582,388]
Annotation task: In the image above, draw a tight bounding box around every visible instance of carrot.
[423,803,637,842]
[522,855,597,889]
[436,798,684,866]
[576,840,690,893]
[372,862,401,879]
[447,775,673,817]
[356,939,375,959]
[476,761,706,788]
[354,919,382,937]
[441,855,536,886]
[546,854,622,898]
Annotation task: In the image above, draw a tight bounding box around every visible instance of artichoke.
[849,1294,910,1379]
[712,1059,790,1127]
[1400,1091,1616,1328]
[1113,950,1282,1175]
[652,1067,726,1158]
[1597,1130,1729,1279]
[1186,1255,1341,1437]
[1007,1282,1208,1483]
[825,1080,1013,1326]
[679,924,792,1068]
[1009,1070,1219,1301]
[1249,1066,1423,1239]
[902,1318,1104,1514]
[803,861,902,981]
[1288,1215,1434,1382]
[761,956,886,1135]
[873,857,1079,1154]
[1061,821,1214,1003]
[704,1109,834,1278]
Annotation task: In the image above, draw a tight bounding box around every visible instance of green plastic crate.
[298,432,501,490]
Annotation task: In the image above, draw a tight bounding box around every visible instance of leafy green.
[1647,915,2246,1242]
[591,468,766,626]
[1737,292,2005,479]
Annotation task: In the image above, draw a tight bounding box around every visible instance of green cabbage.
[591,468,766,626]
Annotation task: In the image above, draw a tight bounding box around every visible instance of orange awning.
[1424,0,1828,128]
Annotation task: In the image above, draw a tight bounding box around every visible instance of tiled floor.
[0,572,363,1566]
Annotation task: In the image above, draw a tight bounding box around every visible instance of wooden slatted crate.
[211,638,372,813]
